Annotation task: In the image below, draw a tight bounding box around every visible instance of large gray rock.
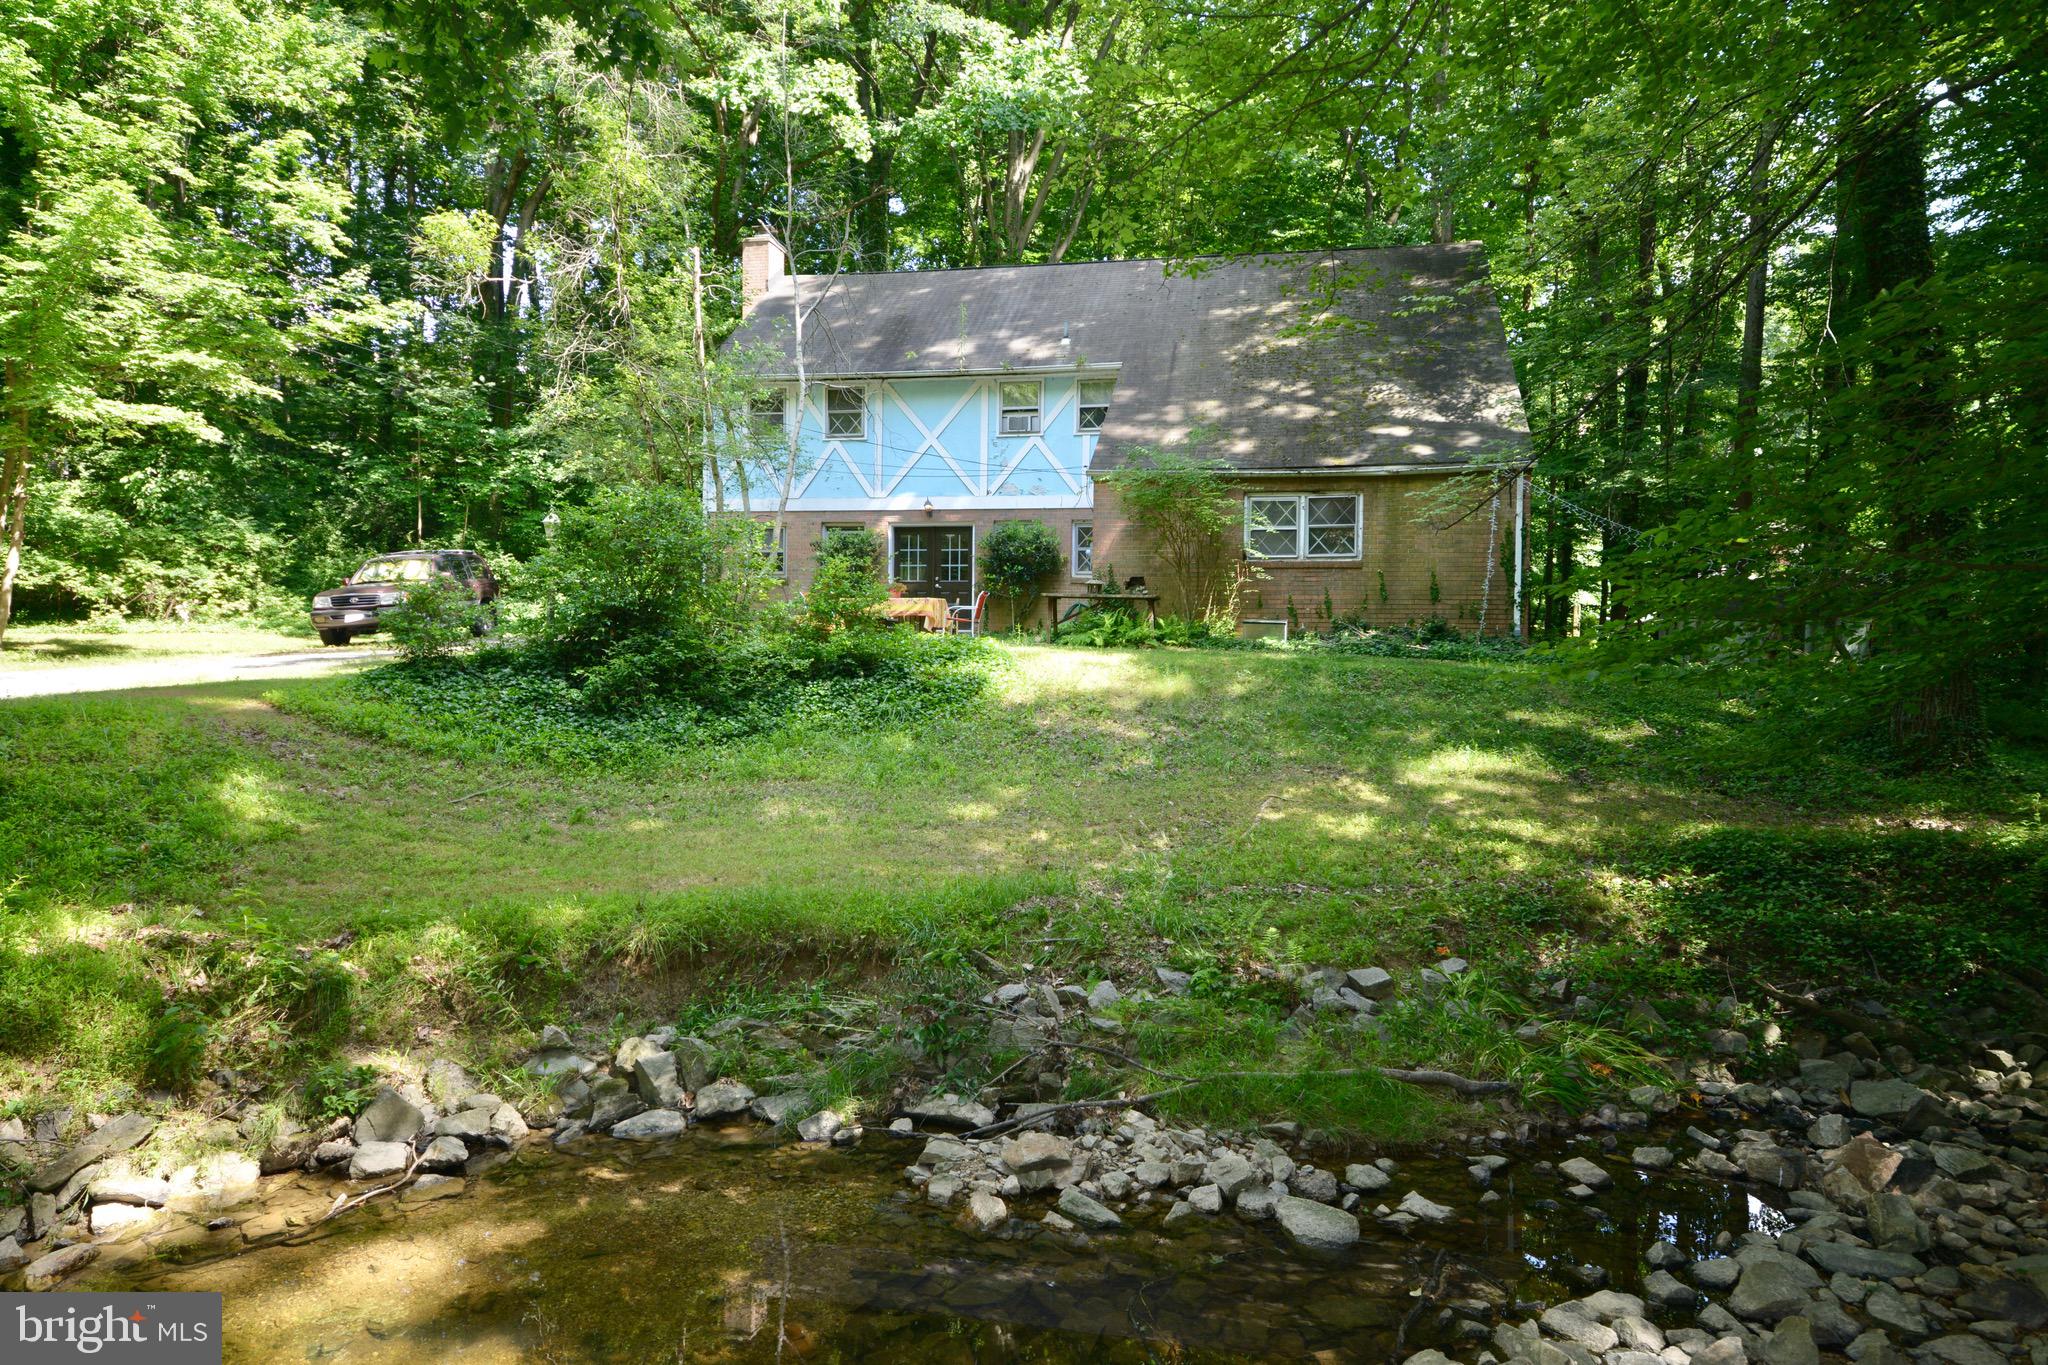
[418,1135,469,1171]
[1001,1132,1077,1191]
[1274,1195,1358,1251]
[526,1048,595,1078]
[1056,1187,1121,1230]
[1558,1156,1612,1190]
[348,1141,411,1181]
[1396,1190,1455,1223]
[1346,967,1395,999]
[1763,1316,1820,1365]
[1204,1152,1259,1198]
[1645,1270,1695,1310]
[1802,1241,1925,1279]
[433,1107,493,1141]
[1862,1285,1929,1339]
[750,1093,809,1125]
[1847,1079,1938,1132]
[164,1152,260,1212]
[1344,1162,1391,1192]
[1730,1256,1818,1322]
[352,1086,424,1145]
[1919,1335,2006,1365]
[901,1093,995,1130]
[424,1059,478,1108]
[671,1037,715,1090]
[0,1236,25,1274]
[632,1051,685,1108]
[1539,1305,1618,1353]
[1865,1192,1930,1253]
[957,1191,1007,1236]
[88,1173,171,1207]
[28,1112,156,1192]
[23,1243,97,1290]
[796,1110,845,1143]
[611,1109,688,1141]
[693,1080,756,1122]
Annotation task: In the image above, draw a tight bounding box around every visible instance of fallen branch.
[291,1150,424,1238]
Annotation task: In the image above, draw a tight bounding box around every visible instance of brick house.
[722,237,1531,636]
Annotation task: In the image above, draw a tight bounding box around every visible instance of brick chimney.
[740,233,786,310]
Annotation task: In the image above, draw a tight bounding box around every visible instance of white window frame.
[1244,493,1361,561]
[1072,521,1094,578]
[825,385,867,440]
[1244,494,1304,560]
[761,522,787,576]
[1075,379,1114,434]
[999,380,1042,436]
[1303,493,1363,559]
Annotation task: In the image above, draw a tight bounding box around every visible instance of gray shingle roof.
[725,243,1530,472]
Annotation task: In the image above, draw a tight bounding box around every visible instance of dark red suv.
[310,550,499,646]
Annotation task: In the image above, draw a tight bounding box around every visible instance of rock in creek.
[348,1141,411,1181]
[1274,1195,1359,1252]
[901,1093,996,1130]
[1055,1187,1121,1231]
[693,1081,756,1122]
[351,1086,424,1146]
[28,1112,156,1193]
[611,1109,688,1141]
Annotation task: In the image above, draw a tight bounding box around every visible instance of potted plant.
[888,581,908,598]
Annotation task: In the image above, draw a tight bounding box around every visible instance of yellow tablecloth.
[875,596,950,631]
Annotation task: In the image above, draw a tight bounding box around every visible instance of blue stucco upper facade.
[724,367,1116,512]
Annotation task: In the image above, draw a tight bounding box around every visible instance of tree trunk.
[1732,118,1782,510]
[0,359,31,644]
[1836,96,1972,749]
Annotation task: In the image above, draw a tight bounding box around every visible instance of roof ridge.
[781,241,1483,284]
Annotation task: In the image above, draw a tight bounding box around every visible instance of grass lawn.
[3,641,2042,1138]
[0,620,351,670]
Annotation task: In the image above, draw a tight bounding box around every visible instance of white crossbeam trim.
[880,381,982,495]
[994,434,1082,495]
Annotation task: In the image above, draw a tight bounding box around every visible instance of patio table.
[874,596,951,631]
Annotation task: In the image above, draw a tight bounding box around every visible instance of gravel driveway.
[0,647,393,700]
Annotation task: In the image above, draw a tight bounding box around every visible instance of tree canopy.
[1,0,2041,749]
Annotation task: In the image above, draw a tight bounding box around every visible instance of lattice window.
[826,385,866,439]
[1244,495,1302,559]
[1305,495,1361,558]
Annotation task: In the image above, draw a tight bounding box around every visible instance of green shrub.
[978,520,1061,624]
[304,1061,379,1120]
[380,575,483,660]
[804,547,887,633]
[816,526,882,574]
[529,485,772,666]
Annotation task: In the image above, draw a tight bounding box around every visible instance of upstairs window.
[750,390,786,435]
[999,380,1042,435]
[1244,494,1362,560]
[1072,522,1094,577]
[1076,379,1114,433]
[825,385,866,439]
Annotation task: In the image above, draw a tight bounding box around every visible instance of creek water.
[85,1125,1787,1362]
